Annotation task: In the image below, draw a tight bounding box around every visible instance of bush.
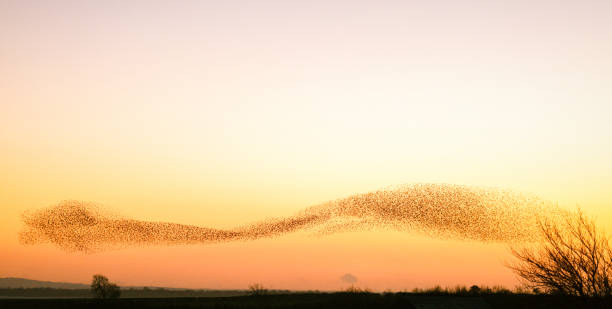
[469,285,480,295]
[344,285,371,294]
[248,283,267,296]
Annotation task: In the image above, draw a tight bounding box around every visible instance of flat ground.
[1,293,610,309]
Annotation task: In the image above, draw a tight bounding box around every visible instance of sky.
[1,0,612,290]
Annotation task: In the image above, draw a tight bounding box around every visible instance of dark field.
[2,291,611,309]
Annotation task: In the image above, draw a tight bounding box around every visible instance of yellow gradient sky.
[1,1,611,290]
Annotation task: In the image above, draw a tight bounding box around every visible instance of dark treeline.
[0,286,518,298]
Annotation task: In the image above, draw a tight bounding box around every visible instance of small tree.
[91,274,121,299]
[509,210,612,298]
[469,285,481,295]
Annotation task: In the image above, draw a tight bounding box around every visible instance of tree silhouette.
[509,210,612,298]
[90,274,121,299]
[469,285,481,294]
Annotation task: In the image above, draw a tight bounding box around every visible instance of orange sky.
[1,0,612,290]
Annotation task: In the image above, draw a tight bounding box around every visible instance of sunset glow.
[1,1,611,291]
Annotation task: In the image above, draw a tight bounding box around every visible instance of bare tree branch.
[508,210,611,298]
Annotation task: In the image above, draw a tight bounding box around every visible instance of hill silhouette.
[0,277,194,291]
[0,277,88,289]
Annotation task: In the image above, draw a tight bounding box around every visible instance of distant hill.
[0,278,250,298]
[0,278,89,289]
[0,277,212,291]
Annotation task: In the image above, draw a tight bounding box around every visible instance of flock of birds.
[19,184,567,253]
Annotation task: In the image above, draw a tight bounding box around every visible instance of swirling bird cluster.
[19,184,566,253]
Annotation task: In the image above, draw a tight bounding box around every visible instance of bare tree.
[509,210,612,298]
[91,274,121,299]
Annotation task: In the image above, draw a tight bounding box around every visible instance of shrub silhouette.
[344,285,371,294]
[248,283,267,296]
[90,274,121,299]
[509,210,612,298]
[469,285,480,294]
